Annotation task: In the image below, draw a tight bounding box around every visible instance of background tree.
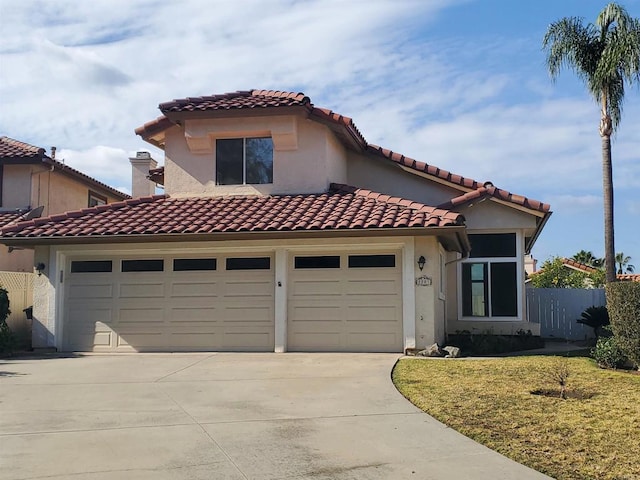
[531,257,590,288]
[572,250,604,268]
[543,3,640,283]
[615,252,635,274]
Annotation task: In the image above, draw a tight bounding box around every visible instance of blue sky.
[0,0,638,266]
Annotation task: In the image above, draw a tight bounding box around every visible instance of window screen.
[490,262,518,316]
[216,138,243,185]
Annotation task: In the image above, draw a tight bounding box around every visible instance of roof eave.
[525,211,552,254]
[0,225,469,251]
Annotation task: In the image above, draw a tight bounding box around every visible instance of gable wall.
[2,165,32,208]
[164,115,348,197]
[346,152,461,206]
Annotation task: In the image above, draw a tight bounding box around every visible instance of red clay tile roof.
[0,136,45,159]
[618,274,640,282]
[561,258,599,273]
[0,136,129,201]
[136,90,548,215]
[159,90,310,113]
[436,182,551,214]
[0,184,464,240]
[0,211,25,229]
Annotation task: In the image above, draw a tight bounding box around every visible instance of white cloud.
[545,194,601,213]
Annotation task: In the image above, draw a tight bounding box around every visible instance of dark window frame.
[173,258,217,271]
[121,259,164,272]
[216,137,273,186]
[226,257,271,271]
[347,254,396,268]
[468,233,516,258]
[295,255,341,269]
[71,260,113,273]
[88,190,107,207]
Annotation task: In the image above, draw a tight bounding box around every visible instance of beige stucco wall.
[458,200,538,230]
[32,169,123,217]
[31,245,53,349]
[413,236,443,348]
[1,165,123,273]
[164,115,348,197]
[346,152,460,206]
[2,165,32,208]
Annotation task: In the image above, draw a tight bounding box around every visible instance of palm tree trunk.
[600,124,616,283]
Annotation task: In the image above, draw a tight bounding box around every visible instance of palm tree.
[543,3,640,283]
[572,250,604,268]
[615,252,635,274]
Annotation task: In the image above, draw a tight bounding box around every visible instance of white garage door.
[287,252,403,352]
[63,255,274,352]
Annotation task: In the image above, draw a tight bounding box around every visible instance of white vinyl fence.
[0,271,35,348]
[526,288,606,340]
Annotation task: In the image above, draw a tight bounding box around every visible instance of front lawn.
[392,356,640,480]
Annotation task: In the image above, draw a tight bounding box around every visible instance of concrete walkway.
[0,353,551,480]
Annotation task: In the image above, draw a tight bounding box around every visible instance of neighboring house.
[527,257,639,287]
[0,136,130,272]
[0,90,551,353]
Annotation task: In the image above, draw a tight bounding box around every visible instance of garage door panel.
[117,332,165,349]
[288,251,402,352]
[119,282,164,298]
[118,307,165,324]
[290,279,341,296]
[68,283,113,299]
[346,305,399,321]
[170,281,219,297]
[346,333,400,352]
[67,306,113,325]
[168,307,217,322]
[223,280,273,297]
[289,304,342,322]
[65,254,275,352]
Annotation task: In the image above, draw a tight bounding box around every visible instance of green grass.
[392,356,640,480]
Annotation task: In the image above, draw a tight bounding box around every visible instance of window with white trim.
[216,137,273,185]
[461,233,519,318]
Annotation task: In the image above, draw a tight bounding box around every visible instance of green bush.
[447,329,544,355]
[0,286,13,353]
[606,282,640,367]
[591,327,628,369]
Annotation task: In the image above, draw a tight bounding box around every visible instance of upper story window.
[88,191,107,207]
[216,137,273,185]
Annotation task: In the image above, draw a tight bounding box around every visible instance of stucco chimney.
[130,151,158,198]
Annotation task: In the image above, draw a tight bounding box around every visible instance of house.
[0,136,130,272]
[0,90,551,353]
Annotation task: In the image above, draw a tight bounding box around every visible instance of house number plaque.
[415,275,432,286]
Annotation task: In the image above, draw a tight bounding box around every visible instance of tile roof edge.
[0,195,166,236]
[367,145,551,215]
[329,183,464,226]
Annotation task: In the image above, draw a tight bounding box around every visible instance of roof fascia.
[0,225,469,252]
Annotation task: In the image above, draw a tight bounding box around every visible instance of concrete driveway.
[0,353,550,480]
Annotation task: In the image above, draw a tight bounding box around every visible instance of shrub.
[448,329,544,355]
[591,328,628,369]
[576,305,609,339]
[606,282,640,367]
[0,286,13,353]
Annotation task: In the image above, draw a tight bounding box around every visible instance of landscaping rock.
[418,343,447,357]
[443,346,461,358]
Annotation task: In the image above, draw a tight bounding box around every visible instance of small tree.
[577,305,610,339]
[546,357,571,399]
[531,257,590,288]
